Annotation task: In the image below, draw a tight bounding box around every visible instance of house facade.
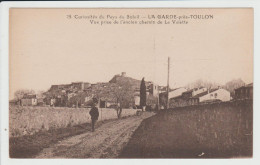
[168,87,187,99]
[193,87,207,96]
[188,88,231,105]
[167,87,230,108]
[37,98,45,106]
[234,83,253,100]
[20,94,37,106]
[182,87,207,99]
[168,87,207,108]
[199,88,230,102]
[169,95,188,108]
[160,87,187,108]
[134,95,140,106]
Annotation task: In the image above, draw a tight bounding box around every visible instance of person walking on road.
[89,98,99,132]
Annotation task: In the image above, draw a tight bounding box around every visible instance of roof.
[182,89,193,94]
[170,87,185,92]
[159,87,185,95]
[22,94,37,99]
[159,86,167,89]
[182,87,207,94]
[169,95,184,100]
[192,88,219,98]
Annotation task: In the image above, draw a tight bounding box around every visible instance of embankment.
[120,100,253,158]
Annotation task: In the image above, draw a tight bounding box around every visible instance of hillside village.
[15,72,253,110]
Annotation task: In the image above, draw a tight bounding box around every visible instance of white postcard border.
[1,1,260,165]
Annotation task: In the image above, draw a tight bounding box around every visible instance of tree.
[147,95,157,105]
[185,79,221,90]
[223,78,245,92]
[159,93,167,109]
[36,90,46,98]
[223,79,245,98]
[111,82,134,118]
[146,94,158,111]
[14,89,35,101]
[140,77,146,109]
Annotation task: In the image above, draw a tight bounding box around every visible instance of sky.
[9,8,253,99]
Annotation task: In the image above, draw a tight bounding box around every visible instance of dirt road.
[35,112,154,158]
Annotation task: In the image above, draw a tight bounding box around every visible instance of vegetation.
[159,94,168,109]
[9,106,137,137]
[110,82,135,118]
[146,95,158,111]
[140,77,146,108]
[185,79,221,90]
[223,78,245,92]
[223,78,245,98]
[9,119,112,158]
[185,78,246,94]
[14,89,35,101]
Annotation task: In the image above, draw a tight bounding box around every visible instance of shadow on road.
[10,120,110,158]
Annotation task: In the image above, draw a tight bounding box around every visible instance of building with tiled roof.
[234,83,253,100]
[20,94,37,106]
[188,88,230,105]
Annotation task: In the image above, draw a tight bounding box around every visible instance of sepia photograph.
[6,7,254,159]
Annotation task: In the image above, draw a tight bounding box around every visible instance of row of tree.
[185,78,246,92]
[14,89,45,101]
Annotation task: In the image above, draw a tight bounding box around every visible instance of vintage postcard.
[7,8,253,159]
[1,2,257,164]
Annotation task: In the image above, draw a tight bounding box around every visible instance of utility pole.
[153,36,160,111]
[166,57,170,109]
[99,98,102,121]
[157,91,160,111]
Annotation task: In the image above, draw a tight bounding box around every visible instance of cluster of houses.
[16,72,160,108]
[13,72,253,109]
[160,82,253,109]
[160,87,229,108]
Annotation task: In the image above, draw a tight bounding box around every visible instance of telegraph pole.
[166,57,170,109]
